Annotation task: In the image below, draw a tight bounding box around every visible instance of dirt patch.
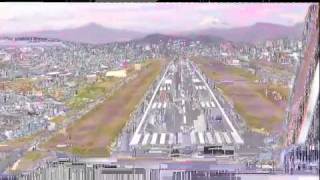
[0,78,36,94]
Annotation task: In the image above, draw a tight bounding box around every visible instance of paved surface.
[128,59,243,156]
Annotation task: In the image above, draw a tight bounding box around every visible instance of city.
[0,3,318,180]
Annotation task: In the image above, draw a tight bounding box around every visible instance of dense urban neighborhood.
[0,35,301,142]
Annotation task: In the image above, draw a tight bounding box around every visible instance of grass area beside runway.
[42,60,166,157]
[66,77,122,110]
[50,115,65,125]
[194,57,288,134]
[66,62,154,110]
[0,131,44,152]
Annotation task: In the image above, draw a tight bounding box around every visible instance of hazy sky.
[0,3,311,34]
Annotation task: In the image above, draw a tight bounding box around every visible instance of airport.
[128,59,243,157]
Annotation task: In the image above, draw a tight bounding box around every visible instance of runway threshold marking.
[192,61,244,144]
[130,62,172,145]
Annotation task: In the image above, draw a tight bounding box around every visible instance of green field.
[67,77,122,110]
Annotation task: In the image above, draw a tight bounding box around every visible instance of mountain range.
[1,23,145,44]
[184,22,304,44]
[0,22,304,44]
[133,33,224,45]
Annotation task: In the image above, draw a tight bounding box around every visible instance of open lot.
[42,60,165,157]
[0,78,36,93]
[193,57,288,134]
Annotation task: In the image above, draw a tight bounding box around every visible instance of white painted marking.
[206,102,211,108]
[200,101,205,108]
[193,62,244,144]
[183,115,187,124]
[152,102,157,109]
[157,102,162,109]
[163,102,167,109]
[168,133,175,145]
[130,133,142,146]
[206,132,214,144]
[130,63,172,146]
[231,132,242,145]
[178,133,183,144]
[151,133,158,145]
[160,133,166,145]
[223,132,232,144]
[11,159,21,171]
[198,132,205,144]
[190,131,197,144]
[215,132,222,144]
[142,133,150,145]
[165,79,172,84]
[192,78,201,83]
[210,101,216,108]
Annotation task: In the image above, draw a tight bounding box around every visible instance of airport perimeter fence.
[172,171,241,180]
[0,168,247,180]
[17,163,163,180]
[13,161,158,180]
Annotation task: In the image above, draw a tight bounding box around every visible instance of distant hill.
[183,22,304,44]
[1,23,146,44]
[133,33,225,45]
[1,22,304,45]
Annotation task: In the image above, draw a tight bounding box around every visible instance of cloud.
[0,3,311,34]
[198,17,228,28]
[279,13,306,24]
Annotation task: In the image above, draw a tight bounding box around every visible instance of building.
[105,69,127,78]
[283,4,319,174]
[86,74,97,83]
[228,59,240,66]
[134,63,142,71]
